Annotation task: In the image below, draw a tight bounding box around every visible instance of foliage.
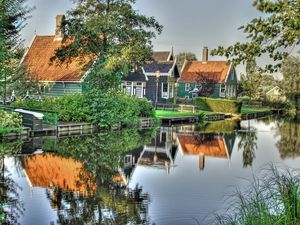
[216,165,300,224]
[276,117,300,159]
[6,64,41,98]
[201,120,240,133]
[263,99,294,110]
[52,0,162,72]
[281,54,300,104]
[176,52,197,71]
[0,110,22,135]
[238,130,258,168]
[194,73,218,97]
[0,0,33,102]
[196,97,242,114]
[240,59,279,100]
[12,94,91,122]
[86,91,154,129]
[211,0,300,72]
[43,129,155,224]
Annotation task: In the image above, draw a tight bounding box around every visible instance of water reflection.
[0,141,24,225]
[276,116,300,159]
[177,133,235,170]
[3,117,300,224]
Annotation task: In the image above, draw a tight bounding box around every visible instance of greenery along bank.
[12,92,154,129]
[0,110,22,136]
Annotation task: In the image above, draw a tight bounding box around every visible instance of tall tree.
[281,53,300,108]
[176,52,197,71]
[52,0,162,91]
[211,0,300,72]
[0,0,32,102]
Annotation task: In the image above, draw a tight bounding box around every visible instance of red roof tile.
[23,35,92,82]
[179,61,231,83]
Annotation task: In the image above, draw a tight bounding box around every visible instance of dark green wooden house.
[177,47,237,100]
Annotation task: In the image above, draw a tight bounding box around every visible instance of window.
[126,82,132,85]
[162,83,169,98]
[135,87,143,98]
[162,83,168,92]
[125,86,131,95]
[136,82,142,86]
[220,84,226,97]
[185,83,190,92]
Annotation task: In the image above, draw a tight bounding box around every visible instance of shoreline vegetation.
[216,164,300,225]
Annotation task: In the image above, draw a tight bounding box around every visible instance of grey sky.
[21,0,263,75]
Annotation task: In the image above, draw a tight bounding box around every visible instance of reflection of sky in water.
[3,118,300,225]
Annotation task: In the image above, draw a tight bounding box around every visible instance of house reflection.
[22,154,96,200]
[117,127,178,186]
[177,133,236,170]
[117,127,237,186]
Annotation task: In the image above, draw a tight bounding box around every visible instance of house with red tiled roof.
[21,15,93,97]
[177,47,237,100]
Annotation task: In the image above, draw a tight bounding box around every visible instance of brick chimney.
[202,47,208,64]
[54,15,65,41]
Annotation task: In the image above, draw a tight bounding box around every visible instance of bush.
[196,97,242,114]
[263,99,294,110]
[0,110,23,135]
[87,91,154,129]
[12,94,91,122]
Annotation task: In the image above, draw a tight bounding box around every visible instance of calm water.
[1,117,300,225]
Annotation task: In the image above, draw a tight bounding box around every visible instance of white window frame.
[220,84,226,97]
[185,83,190,92]
[161,83,169,99]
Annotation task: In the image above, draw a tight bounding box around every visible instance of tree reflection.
[45,128,154,225]
[276,116,300,159]
[0,140,24,225]
[237,130,258,168]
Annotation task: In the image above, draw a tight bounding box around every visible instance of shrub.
[12,94,91,122]
[0,110,23,135]
[87,91,154,129]
[196,97,242,114]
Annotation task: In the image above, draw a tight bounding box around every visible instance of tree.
[281,53,300,108]
[194,73,218,97]
[211,0,300,72]
[0,0,32,103]
[52,0,162,91]
[176,52,197,71]
[240,58,278,99]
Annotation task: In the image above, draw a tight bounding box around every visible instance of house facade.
[177,47,237,100]
[121,50,180,103]
[21,15,89,97]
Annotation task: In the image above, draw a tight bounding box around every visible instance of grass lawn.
[241,106,272,114]
[154,110,215,118]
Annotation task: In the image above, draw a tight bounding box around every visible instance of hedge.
[196,97,242,114]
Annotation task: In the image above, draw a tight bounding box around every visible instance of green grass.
[241,106,272,114]
[154,110,215,118]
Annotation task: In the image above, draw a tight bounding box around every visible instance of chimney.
[202,47,208,64]
[54,15,65,41]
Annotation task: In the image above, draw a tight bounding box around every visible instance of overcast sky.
[21,0,265,75]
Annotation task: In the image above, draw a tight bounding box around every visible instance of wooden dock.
[160,116,199,125]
